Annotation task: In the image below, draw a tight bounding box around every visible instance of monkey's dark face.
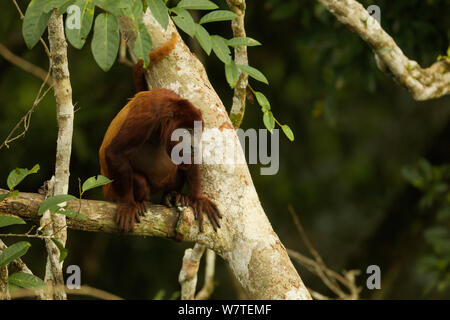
[159,99,204,167]
[167,124,202,169]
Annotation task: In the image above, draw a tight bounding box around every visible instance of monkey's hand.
[191,196,222,232]
[116,203,141,233]
[163,192,222,232]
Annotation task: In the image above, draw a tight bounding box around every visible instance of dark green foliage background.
[0,0,449,299]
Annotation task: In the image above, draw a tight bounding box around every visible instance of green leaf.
[8,272,46,289]
[22,0,52,49]
[132,0,144,23]
[225,61,239,89]
[0,216,26,228]
[171,8,196,37]
[91,13,120,71]
[0,190,19,202]
[66,0,95,49]
[44,0,61,12]
[263,112,275,133]
[51,238,69,262]
[38,194,77,216]
[199,10,238,24]
[227,37,261,47]
[254,91,270,112]
[56,209,87,220]
[148,0,169,30]
[281,124,295,141]
[153,289,165,300]
[7,164,40,190]
[8,283,20,291]
[194,24,212,55]
[169,291,181,300]
[176,0,218,10]
[95,0,130,15]
[120,0,143,25]
[82,175,113,194]
[8,190,19,198]
[237,64,268,84]
[0,242,31,268]
[44,0,75,14]
[133,23,153,67]
[211,35,231,64]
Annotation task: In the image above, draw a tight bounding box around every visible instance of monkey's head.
[162,99,204,169]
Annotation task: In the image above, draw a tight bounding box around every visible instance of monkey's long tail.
[133,33,178,93]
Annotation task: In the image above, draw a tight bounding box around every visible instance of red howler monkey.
[99,33,221,233]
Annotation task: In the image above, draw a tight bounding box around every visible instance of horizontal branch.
[0,189,209,244]
[317,0,450,101]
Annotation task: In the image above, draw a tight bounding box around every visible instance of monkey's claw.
[192,197,222,232]
[163,191,190,209]
[116,203,140,233]
[137,202,147,217]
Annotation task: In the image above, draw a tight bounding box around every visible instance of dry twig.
[287,205,361,299]
[0,67,52,151]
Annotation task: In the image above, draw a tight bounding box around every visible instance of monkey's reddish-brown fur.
[99,35,221,233]
[133,33,177,93]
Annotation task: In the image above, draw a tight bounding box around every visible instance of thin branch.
[226,0,249,128]
[119,36,133,67]
[287,249,360,300]
[195,248,216,300]
[0,223,67,241]
[179,243,206,300]
[315,0,450,100]
[287,205,361,299]
[0,233,52,240]
[0,43,54,86]
[38,9,76,300]
[0,67,52,151]
[288,205,324,264]
[288,205,345,297]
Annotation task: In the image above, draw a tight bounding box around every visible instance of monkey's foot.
[163,192,222,232]
[191,196,222,232]
[115,203,140,233]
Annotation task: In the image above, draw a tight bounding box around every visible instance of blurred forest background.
[0,0,449,299]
